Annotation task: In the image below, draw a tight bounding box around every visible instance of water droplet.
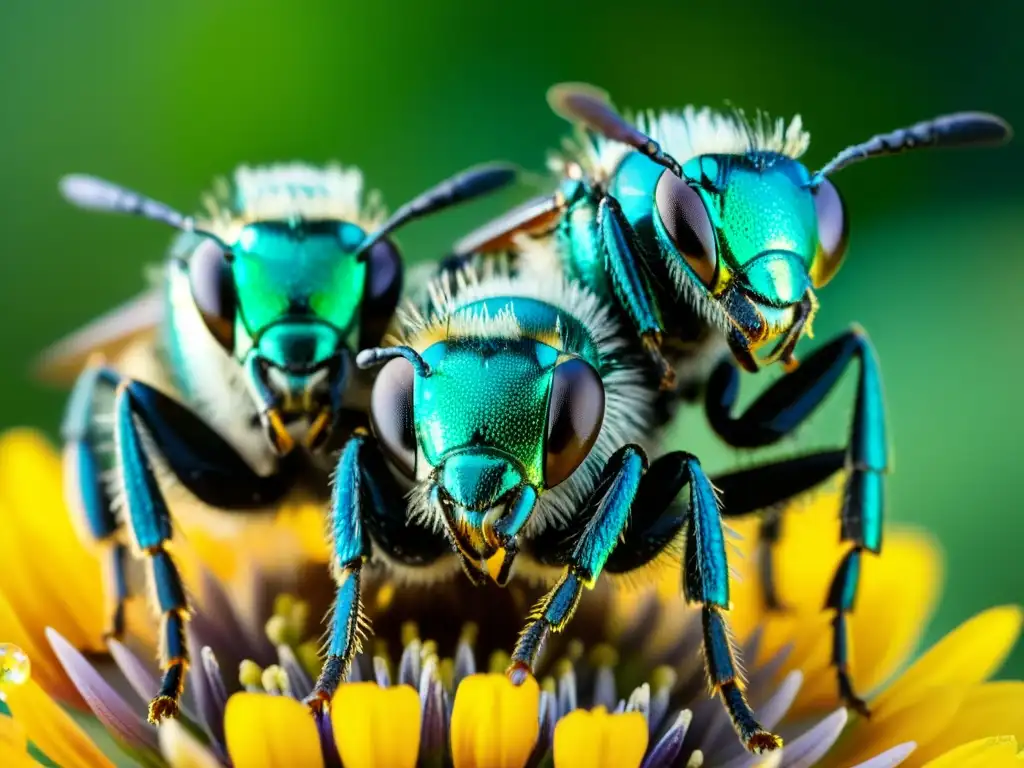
[0,643,30,689]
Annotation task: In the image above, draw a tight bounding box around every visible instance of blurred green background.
[0,0,1021,678]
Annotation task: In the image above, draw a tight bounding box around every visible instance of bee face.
[655,153,849,369]
[368,336,604,561]
[187,220,401,452]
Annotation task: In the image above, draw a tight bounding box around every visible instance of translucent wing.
[452,194,564,256]
[34,289,164,385]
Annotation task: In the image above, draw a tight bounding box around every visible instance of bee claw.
[147,695,180,725]
[304,690,331,716]
[746,730,783,754]
[506,660,532,686]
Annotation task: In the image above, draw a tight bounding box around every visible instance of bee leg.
[705,326,887,716]
[508,445,647,680]
[62,363,133,638]
[662,452,786,753]
[307,430,452,711]
[597,196,674,390]
[712,451,847,612]
[306,431,372,713]
[112,382,191,725]
[95,376,301,723]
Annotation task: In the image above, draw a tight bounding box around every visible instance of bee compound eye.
[188,238,237,351]
[655,170,718,287]
[369,356,417,478]
[809,178,850,288]
[544,358,605,488]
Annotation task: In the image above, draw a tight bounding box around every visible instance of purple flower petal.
[641,710,692,768]
[399,640,422,688]
[649,683,671,735]
[188,644,230,762]
[453,638,476,689]
[849,743,917,768]
[418,657,446,765]
[277,644,314,700]
[314,709,343,768]
[626,683,650,724]
[756,671,803,732]
[557,665,577,717]
[373,656,391,687]
[776,708,848,768]
[592,666,617,710]
[45,627,161,755]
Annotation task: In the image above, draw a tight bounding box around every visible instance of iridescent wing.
[452,194,564,256]
[34,289,163,385]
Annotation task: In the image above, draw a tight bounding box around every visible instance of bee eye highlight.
[544,358,605,488]
[809,178,849,288]
[188,239,237,351]
[655,171,718,287]
[369,356,417,479]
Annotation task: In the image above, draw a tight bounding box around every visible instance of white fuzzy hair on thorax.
[396,256,657,537]
[198,163,387,243]
[550,106,810,183]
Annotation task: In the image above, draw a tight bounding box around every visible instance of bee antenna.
[808,111,1013,186]
[354,163,518,260]
[59,174,229,247]
[547,82,683,177]
[356,346,431,378]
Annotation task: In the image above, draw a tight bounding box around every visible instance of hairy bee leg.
[597,196,674,389]
[62,364,133,637]
[308,432,371,710]
[96,374,301,724]
[508,445,647,678]
[705,327,887,715]
[674,452,784,753]
[712,451,847,611]
[113,382,190,725]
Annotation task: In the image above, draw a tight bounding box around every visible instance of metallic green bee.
[45,160,514,723]
[322,260,787,752]
[451,83,1013,715]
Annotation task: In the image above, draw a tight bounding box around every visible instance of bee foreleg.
[670,451,783,754]
[598,196,674,390]
[508,444,646,682]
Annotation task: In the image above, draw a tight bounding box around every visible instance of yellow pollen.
[401,621,420,647]
[239,659,264,689]
[265,615,290,647]
[0,643,30,697]
[589,644,620,669]
[489,650,511,674]
[375,581,396,611]
[459,622,479,646]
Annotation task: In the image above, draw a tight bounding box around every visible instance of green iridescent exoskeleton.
[448,82,1012,731]
[47,160,516,726]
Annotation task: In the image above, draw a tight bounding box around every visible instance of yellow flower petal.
[553,708,648,768]
[827,684,967,767]
[4,678,115,768]
[451,673,539,768]
[0,715,35,768]
[924,736,1023,767]
[873,606,1023,715]
[904,682,1024,766]
[0,593,78,704]
[723,481,943,719]
[0,429,105,652]
[787,529,943,718]
[331,682,421,768]
[224,692,324,768]
[159,719,223,768]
